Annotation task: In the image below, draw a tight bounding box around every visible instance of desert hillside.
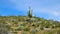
[0,9,60,34]
[0,15,60,34]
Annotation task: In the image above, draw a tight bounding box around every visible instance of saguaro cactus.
[28,7,33,18]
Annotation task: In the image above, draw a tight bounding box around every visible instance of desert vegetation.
[0,9,60,34]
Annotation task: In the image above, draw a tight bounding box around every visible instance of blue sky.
[0,0,60,21]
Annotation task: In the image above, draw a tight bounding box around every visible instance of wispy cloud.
[52,11,60,17]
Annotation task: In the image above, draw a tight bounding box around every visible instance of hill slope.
[0,16,60,34]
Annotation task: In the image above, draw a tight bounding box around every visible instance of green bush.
[40,27,44,30]
[44,31,54,34]
[24,28,30,31]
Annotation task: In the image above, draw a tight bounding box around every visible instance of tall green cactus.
[28,7,32,18]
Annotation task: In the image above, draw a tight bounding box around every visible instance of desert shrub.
[45,25,50,28]
[24,28,30,31]
[0,30,8,34]
[51,26,55,28]
[40,27,44,30]
[20,23,26,26]
[57,32,60,34]
[44,31,54,34]
[30,29,39,34]
[13,32,17,34]
[57,30,60,34]
[0,25,9,34]
[18,26,25,31]
[31,30,36,34]
[22,32,27,34]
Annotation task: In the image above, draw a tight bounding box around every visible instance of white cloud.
[52,11,60,17]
